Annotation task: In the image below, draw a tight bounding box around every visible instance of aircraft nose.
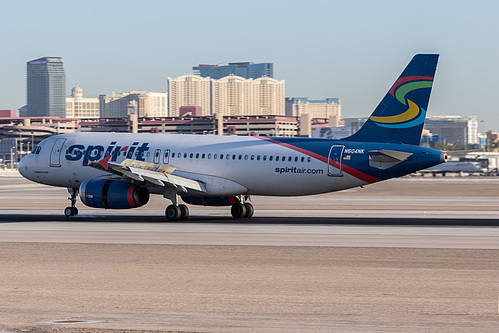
[18,155,30,179]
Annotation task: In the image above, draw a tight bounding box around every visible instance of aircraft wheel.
[64,206,74,217]
[231,203,247,219]
[72,207,79,216]
[178,204,189,221]
[165,204,181,221]
[244,203,254,218]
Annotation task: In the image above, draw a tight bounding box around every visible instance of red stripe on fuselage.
[389,76,434,96]
[257,137,380,184]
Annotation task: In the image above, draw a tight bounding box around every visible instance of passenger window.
[307,157,311,162]
[263,155,267,161]
[196,153,199,159]
[251,155,255,160]
[269,156,273,161]
[171,152,175,158]
[294,156,298,162]
[288,156,292,162]
[202,153,205,159]
[214,154,218,159]
[276,156,279,161]
[257,155,261,161]
[232,154,236,160]
[238,155,242,160]
[165,151,169,158]
[190,153,193,158]
[184,153,188,158]
[226,154,230,160]
[244,155,248,160]
[301,156,305,162]
[207,154,211,159]
[220,154,223,160]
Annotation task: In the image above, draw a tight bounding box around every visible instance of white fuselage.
[19,132,368,197]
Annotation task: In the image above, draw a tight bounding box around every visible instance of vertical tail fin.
[345,54,439,145]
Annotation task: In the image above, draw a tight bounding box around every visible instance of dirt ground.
[1,243,499,332]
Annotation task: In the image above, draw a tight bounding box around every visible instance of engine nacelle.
[79,179,150,209]
[181,195,239,207]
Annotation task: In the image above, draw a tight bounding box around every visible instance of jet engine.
[79,179,150,209]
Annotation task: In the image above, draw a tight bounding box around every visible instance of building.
[66,84,100,118]
[424,116,479,148]
[212,75,251,116]
[251,77,285,115]
[343,117,368,134]
[167,75,212,117]
[99,91,168,118]
[212,75,285,116]
[285,98,341,120]
[27,57,66,117]
[0,110,17,118]
[193,62,273,79]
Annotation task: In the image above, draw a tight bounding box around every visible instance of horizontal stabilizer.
[368,149,413,170]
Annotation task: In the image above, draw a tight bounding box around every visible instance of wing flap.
[88,158,206,193]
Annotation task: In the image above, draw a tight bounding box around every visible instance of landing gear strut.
[64,188,79,217]
[163,186,190,221]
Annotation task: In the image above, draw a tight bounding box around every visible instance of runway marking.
[37,319,104,325]
[1,226,499,237]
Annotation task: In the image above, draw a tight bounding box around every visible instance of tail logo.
[369,76,433,129]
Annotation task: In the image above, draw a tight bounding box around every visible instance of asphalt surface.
[1,175,499,332]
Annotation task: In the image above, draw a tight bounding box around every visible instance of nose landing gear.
[64,188,79,217]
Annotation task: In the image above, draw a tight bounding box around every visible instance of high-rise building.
[193,62,273,79]
[170,74,286,116]
[251,76,285,115]
[66,84,100,118]
[285,98,341,119]
[424,115,479,148]
[99,91,168,118]
[214,75,287,116]
[27,57,66,117]
[167,75,212,117]
[212,75,252,116]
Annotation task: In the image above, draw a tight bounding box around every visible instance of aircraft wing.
[88,157,207,193]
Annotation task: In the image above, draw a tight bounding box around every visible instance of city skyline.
[1,0,499,130]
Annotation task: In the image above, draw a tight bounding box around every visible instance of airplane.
[420,161,483,176]
[18,54,447,221]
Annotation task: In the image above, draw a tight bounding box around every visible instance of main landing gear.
[64,188,79,217]
[230,202,254,219]
[165,204,189,221]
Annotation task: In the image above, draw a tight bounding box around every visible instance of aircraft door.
[163,149,170,164]
[153,149,161,164]
[327,145,344,177]
[49,138,66,167]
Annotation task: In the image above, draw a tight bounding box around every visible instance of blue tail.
[345,54,439,145]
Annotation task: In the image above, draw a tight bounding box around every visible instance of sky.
[1,0,498,131]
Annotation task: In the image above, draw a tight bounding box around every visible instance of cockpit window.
[31,146,42,155]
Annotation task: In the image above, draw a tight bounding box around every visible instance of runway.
[1,176,499,332]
